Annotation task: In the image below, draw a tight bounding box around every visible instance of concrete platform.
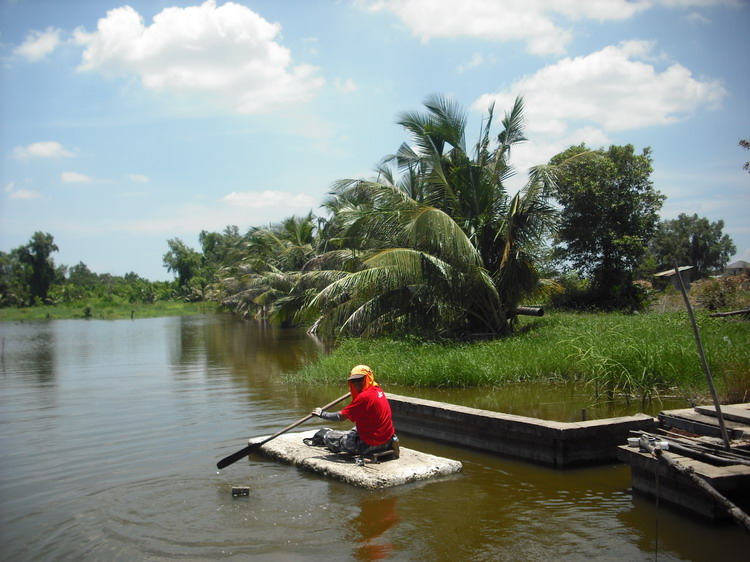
[388,393,657,467]
[249,430,462,489]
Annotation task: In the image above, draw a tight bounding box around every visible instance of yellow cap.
[348,364,372,380]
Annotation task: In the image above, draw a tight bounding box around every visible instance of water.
[1,315,747,561]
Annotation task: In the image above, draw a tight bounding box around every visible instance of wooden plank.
[658,411,745,439]
[695,404,750,425]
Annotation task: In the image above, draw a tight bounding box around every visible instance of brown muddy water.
[0,315,747,561]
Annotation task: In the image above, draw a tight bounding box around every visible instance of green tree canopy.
[218,214,322,322]
[302,95,558,338]
[550,144,665,309]
[199,226,245,271]
[68,262,98,289]
[163,238,202,289]
[648,213,736,278]
[16,231,59,303]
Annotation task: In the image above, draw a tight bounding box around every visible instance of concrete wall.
[389,394,656,468]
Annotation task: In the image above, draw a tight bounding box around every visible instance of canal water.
[1,315,747,560]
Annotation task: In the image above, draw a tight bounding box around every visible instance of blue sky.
[2,0,748,281]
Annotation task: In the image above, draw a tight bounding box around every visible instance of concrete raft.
[249,430,462,489]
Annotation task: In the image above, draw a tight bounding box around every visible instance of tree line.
[0,232,176,308]
[2,96,739,339]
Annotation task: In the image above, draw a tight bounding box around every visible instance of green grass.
[290,311,750,403]
[0,300,218,321]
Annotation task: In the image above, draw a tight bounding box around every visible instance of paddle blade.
[217,443,259,470]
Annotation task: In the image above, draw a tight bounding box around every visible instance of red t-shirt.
[340,386,394,446]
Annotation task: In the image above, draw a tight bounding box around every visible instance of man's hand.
[311,407,323,417]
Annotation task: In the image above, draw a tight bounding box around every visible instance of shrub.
[549,273,590,310]
[693,277,740,311]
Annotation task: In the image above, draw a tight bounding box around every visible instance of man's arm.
[312,407,344,422]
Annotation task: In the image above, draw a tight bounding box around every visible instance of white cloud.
[505,128,612,192]
[472,40,726,185]
[658,0,739,7]
[128,174,150,183]
[685,11,711,23]
[365,0,740,54]
[13,27,63,61]
[335,78,359,93]
[73,0,324,114]
[302,37,320,57]
[13,141,75,159]
[9,188,41,199]
[457,52,484,73]
[221,190,316,209]
[4,181,41,199]
[62,171,93,183]
[473,40,726,137]
[366,0,651,55]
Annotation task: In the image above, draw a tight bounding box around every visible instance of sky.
[1,0,748,282]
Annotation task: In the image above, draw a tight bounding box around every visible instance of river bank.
[0,300,217,321]
[291,311,750,406]
[3,303,747,406]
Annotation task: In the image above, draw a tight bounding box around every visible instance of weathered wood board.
[694,403,750,425]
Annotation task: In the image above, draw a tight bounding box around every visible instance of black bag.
[303,428,330,447]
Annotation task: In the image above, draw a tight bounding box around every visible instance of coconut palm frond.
[397,110,444,157]
[475,100,496,165]
[364,247,423,276]
[340,286,415,336]
[395,142,421,165]
[302,249,362,272]
[498,96,527,154]
[407,206,482,269]
[422,93,468,152]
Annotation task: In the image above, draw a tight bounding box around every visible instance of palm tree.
[216,213,323,322]
[303,95,557,339]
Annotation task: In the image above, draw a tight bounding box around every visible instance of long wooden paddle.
[216,392,350,470]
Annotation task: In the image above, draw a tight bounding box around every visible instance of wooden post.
[673,263,731,451]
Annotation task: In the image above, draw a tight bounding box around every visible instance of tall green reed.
[290,311,749,403]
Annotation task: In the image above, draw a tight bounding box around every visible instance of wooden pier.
[617,403,750,525]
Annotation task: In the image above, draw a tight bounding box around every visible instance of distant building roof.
[654,265,693,278]
[726,260,749,269]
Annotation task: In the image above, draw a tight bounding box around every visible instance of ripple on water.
[30,466,358,560]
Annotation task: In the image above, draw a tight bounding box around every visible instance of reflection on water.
[1,315,747,561]
[347,493,399,560]
[400,382,691,422]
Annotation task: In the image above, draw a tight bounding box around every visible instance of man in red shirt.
[311,365,398,458]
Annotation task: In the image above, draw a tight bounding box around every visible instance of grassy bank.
[290,311,750,404]
[0,300,218,321]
